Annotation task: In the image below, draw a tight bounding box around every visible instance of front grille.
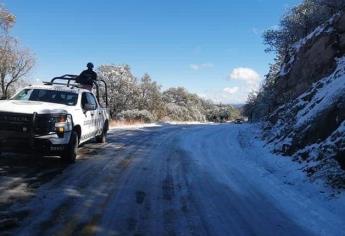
[0,112,33,123]
[0,112,59,135]
[0,112,33,133]
[0,123,31,132]
[35,115,55,134]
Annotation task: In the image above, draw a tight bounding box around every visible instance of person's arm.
[76,70,86,83]
[76,73,82,83]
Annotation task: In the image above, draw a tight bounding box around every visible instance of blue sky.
[3,0,300,104]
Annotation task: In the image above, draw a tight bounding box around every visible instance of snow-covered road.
[1,124,345,235]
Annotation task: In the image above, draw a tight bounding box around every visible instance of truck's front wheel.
[61,131,78,163]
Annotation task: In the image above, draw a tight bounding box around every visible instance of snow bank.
[179,124,345,235]
[163,121,212,125]
[110,122,162,130]
[109,121,215,130]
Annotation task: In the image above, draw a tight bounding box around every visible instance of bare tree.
[0,5,34,98]
[0,38,35,98]
[0,4,15,33]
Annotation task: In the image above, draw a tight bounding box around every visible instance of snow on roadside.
[179,123,345,235]
[110,122,162,130]
[213,124,345,230]
[109,121,214,130]
[246,124,345,198]
[243,125,345,233]
[163,121,213,125]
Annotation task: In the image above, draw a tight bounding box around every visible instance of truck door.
[87,93,104,134]
[81,92,98,141]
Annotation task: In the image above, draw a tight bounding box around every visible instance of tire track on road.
[22,127,178,236]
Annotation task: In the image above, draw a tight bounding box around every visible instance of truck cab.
[0,75,110,163]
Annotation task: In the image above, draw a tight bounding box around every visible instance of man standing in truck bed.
[77,62,97,91]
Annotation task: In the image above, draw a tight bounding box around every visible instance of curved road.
[1,124,344,235]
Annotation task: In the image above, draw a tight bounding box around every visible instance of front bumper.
[0,131,71,154]
[0,111,73,155]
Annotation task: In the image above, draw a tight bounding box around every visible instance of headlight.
[35,113,72,135]
[54,114,72,136]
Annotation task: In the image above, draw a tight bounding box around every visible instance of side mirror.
[83,104,96,111]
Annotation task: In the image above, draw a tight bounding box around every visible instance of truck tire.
[96,123,107,143]
[61,131,78,163]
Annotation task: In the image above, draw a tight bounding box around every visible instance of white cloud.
[201,87,249,105]
[199,88,248,104]
[196,67,262,104]
[223,86,239,95]
[229,67,261,90]
[190,63,214,71]
[230,67,260,83]
[198,67,262,104]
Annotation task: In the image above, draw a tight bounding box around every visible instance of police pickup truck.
[0,75,110,163]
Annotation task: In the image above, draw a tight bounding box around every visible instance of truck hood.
[0,100,73,114]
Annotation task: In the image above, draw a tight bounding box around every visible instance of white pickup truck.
[0,75,110,163]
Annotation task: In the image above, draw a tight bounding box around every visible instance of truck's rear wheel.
[96,123,108,143]
[61,131,78,163]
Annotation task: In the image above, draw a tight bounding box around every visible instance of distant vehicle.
[0,75,110,163]
[234,118,244,124]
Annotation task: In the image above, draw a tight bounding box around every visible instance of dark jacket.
[77,69,97,86]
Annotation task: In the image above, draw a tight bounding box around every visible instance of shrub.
[116,109,154,123]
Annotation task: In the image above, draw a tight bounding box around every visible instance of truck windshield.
[12,89,78,106]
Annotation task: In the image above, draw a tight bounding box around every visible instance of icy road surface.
[1,124,345,235]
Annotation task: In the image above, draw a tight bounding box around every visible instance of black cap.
[87,62,94,69]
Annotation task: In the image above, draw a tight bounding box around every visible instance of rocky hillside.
[274,12,345,104]
[262,11,345,188]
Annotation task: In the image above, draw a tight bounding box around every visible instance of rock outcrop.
[263,11,345,187]
[275,12,345,105]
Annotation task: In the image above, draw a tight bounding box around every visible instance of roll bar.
[43,74,108,108]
